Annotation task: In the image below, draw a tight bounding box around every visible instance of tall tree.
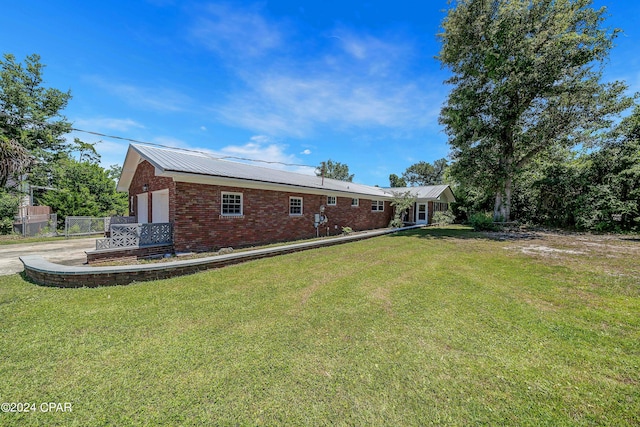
[402,159,448,186]
[0,53,72,186]
[35,153,128,224]
[72,138,101,164]
[316,159,354,182]
[0,137,32,188]
[388,173,407,187]
[439,0,632,221]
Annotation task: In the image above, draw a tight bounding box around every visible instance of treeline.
[452,106,640,231]
[0,53,126,234]
[437,0,639,232]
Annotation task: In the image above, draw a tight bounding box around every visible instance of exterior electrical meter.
[314,205,328,236]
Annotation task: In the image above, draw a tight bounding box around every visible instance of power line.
[71,127,317,169]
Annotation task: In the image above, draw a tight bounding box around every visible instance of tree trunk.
[493,176,512,222]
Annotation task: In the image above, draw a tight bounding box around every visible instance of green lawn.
[1,226,638,426]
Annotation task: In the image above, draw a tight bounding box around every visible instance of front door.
[417,203,428,224]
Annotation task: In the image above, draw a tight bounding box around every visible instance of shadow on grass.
[391,226,542,241]
[390,226,483,240]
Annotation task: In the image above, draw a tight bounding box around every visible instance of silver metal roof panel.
[130,144,391,198]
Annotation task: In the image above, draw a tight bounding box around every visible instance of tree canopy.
[32,147,128,224]
[316,159,354,182]
[388,173,407,187]
[0,53,72,187]
[439,0,633,221]
[402,159,448,186]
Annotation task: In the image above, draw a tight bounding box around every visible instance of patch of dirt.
[498,230,640,281]
[519,245,586,256]
[485,231,541,241]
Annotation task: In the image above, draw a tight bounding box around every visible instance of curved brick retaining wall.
[21,225,422,288]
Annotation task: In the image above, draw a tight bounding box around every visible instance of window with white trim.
[351,198,359,207]
[434,202,448,212]
[327,196,337,206]
[289,197,303,216]
[371,200,384,211]
[221,192,243,216]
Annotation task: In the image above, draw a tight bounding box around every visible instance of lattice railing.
[111,224,140,247]
[140,222,172,246]
[95,223,172,250]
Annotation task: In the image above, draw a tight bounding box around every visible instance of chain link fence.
[13,214,58,237]
[64,216,109,237]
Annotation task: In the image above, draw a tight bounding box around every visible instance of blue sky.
[2,1,639,186]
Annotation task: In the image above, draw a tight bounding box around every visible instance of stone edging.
[21,225,423,288]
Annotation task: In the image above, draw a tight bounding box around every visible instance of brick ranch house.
[111,143,455,255]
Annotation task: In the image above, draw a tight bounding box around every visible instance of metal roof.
[385,185,452,199]
[120,144,392,198]
[382,185,456,203]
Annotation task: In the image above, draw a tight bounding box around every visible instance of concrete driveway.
[0,237,97,276]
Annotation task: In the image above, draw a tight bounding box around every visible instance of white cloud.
[301,149,311,155]
[327,29,413,78]
[216,73,443,137]
[73,117,145,132]
[192,135,315,175]
[187,4,445,138]
[88,76,192,112]
[190,4,283,59]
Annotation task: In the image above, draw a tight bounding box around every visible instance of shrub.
[0,217,15,234]
[468,212,497,231]
[432,210,455,226]
[341,226,353,235]
[0,191,19,235]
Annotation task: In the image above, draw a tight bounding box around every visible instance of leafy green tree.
[389,190,416,228]
[575,105,640,230]
[439,0,632,221]
[511,152,585,227]
[509,105,640,231]
[0,190,20,234]
[402,159,448,186]
[388,173,407,187]
[35,155,128,225]
[0,53,72,186]
[316,159,354,182]
[71,138,101,164]
[106,164,123,182]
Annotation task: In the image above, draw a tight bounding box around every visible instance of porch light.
[142,184,149,192]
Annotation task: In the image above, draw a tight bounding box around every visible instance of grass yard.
[0,226,638,426]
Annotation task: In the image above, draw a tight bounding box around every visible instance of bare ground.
[492,230,640,280]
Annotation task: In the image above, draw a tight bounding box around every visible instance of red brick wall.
[128,162,393,252]
[128,161,176,223]
[173,183,393,252]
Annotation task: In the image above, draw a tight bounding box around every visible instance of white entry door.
[151,189,169,223]
[417,203,428,224]
[137,193,148,223]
